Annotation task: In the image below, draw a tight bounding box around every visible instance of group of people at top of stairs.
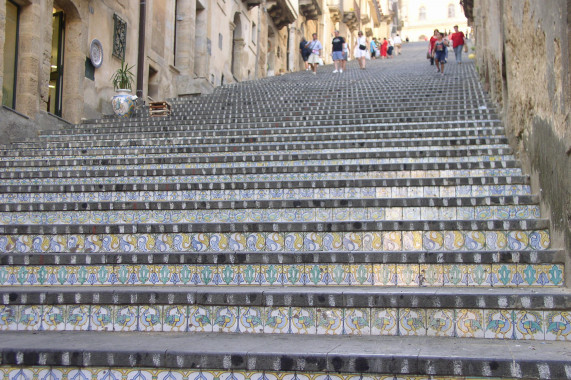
[428,25,467,76]
[299,31,403,74]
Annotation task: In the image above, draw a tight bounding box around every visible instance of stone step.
[0,332,569,379]
[0,260,564,287]
[0,154,515,172]
[0,160,520,180]
[0,195,539,211]
[0,184,534,204]
[0,205,542,226]
[1,134,510,157]
[41,120,501,138]
[1,287,569,341]
[0,176,532,197]
[0,145,514,167]
[36,125,504,145]
[1,249,560,266]
[42,120,502,139]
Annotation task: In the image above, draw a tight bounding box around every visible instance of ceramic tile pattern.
[1,304,569,341]
[0,366,530,380]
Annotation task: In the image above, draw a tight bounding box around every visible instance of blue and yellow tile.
[290,307,316,335]
[344,308,370,336]
[514,310,544,340]
[264,307,290,334]
[373,264,397,286]
[399,308,426,336]
[427,309,454,337]
[317,308,343,335]
[456,309,485,338]
[212,306,239,333]
[188,305,212,332]
[163,305,188,332]
[484,310,514,339]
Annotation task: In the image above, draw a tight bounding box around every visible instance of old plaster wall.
[0,1,5,106]
[474,0,571,285]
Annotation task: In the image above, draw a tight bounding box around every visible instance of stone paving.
[0,42,570,379]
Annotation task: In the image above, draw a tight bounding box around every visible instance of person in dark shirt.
[331,30,345,73]
[299,37,311,71]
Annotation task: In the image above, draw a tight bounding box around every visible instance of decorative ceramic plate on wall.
[90,39,103,68]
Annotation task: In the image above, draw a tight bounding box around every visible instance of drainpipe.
[255,0,265,79]
[136,0,146,99]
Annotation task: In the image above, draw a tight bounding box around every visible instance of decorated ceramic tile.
[264,307,290,334]
[490,264,518,287]
[18,305,41,331]
[402,231,422,251]
[419,264,443,287]
[212,306,238,333]
[507,231,529,250]
[382,232,402,251]
[545,311,571,341]
[443,231,464,251]
[344,308,370,336]
[90,305,113,331]
[426,309,454,337]
[373,264,397,286]
[283,265,303,286]
[302,264,328,286]
[304,232,323,251]
[115,305,138,332]
[284,232,304,252]
[399,308,426,336]
[514,310,544,340]
[258,264,280,286]
[371,308,398,336]
[396,264,419,286]
[485,309,514,339]
[239,306,264,333]
[0,305,18,330]
[42,305,66,331]
[422,231,443,251]
[193,265,218,286]
[317,308,343,335]
[188,305,212,332]
[163,305,188,332]
[362,232,382,251]
[266,233,284,252]
[456,309,485,338]
[138,305,163,332]
[290,307,316,335]
[529,230,550,250]
[349,264,373,285]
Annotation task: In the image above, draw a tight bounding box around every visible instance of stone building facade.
[0,0,392,140]
[397,0,469,41]
[470,0,571,284]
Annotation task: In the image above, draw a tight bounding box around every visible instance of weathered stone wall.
[473,0,571,285]
[0,1,5,106]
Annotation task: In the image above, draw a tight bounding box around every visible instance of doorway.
[48,9,65,117]
[2,1,19,108]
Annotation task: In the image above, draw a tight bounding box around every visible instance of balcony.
[342,0,359,30]
[326,0,341,23]
[267,0,298,28]
[299,0,322,20]
[242,0,262,10]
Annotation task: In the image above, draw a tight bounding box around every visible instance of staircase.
[1,43,570,380]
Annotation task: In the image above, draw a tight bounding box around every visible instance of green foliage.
[111,60,135,90]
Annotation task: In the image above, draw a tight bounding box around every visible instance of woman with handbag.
[355,31,368,69]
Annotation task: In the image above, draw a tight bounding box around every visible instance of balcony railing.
[267,0,298,28]
[299,0,322,20]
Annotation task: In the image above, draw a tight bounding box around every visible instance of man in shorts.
[305,33,322,75]
[331,30,345,73]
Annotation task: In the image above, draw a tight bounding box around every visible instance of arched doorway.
[231,13,244,81]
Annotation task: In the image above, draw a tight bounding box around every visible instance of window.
[448,4,455,18]
[419,6,426,21]
[2,0,19,108]
[113,14,127,60]
[252,22,257,44]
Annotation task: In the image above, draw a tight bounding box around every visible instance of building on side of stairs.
[0,0,393,131]
[395,0,469,41]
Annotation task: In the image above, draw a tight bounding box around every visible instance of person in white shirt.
[393,34,402,55]
[305,33,323,75]
[354,31,368,69]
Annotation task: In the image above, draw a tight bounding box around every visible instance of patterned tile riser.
[0,304,568,341]
[0,263,563,287]
[0,185,533,204]
[0,367,537,380]
[1,155,514,172]
[0,169,523,186]
[0,206,541,225]
[0,230,550,253]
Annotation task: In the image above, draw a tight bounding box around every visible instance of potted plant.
[110,60,137,118]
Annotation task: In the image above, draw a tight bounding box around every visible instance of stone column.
[61,15,87,124]
[16,0,51,118]
[0,1,6,106]
[175,0,196,75]
[288,25,296,72]
[193,1,208,78]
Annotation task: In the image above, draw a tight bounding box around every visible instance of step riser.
[0,304,567,341]
[0,262,564,287]
[0,205,541,225]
